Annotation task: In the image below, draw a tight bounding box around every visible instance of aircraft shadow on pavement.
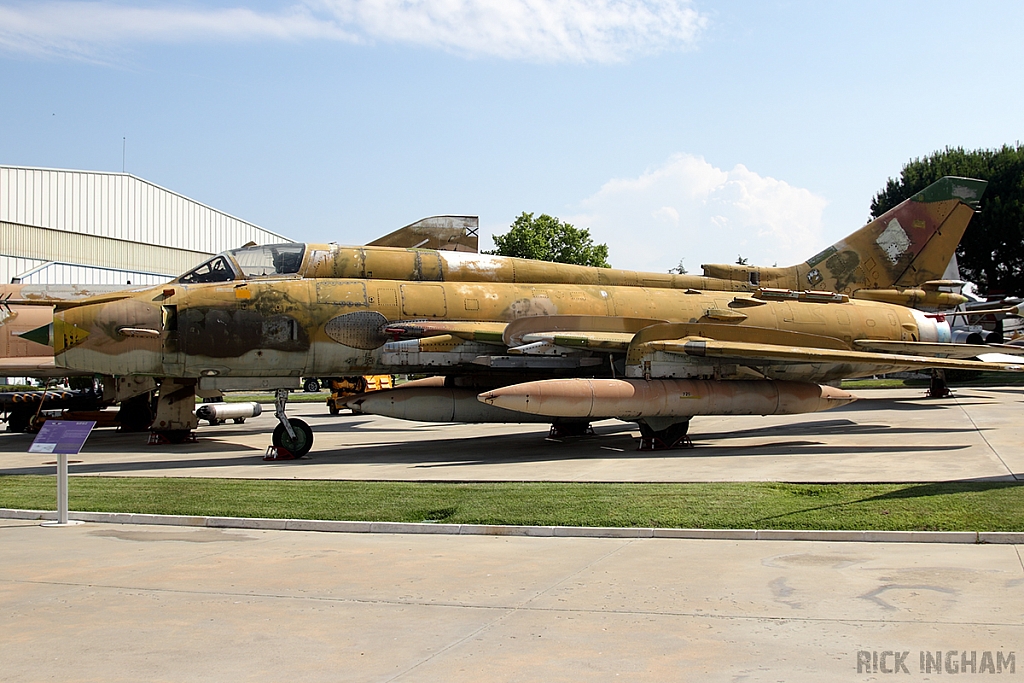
[296,427,973,468]
[750,478,1024,526]
[0,452,284,476]
[305,419,467,434]
[861,479,1024,499]
[0,411,986,474]
[0,433,261,456]
[832,397,992,412]
[693,418,981,441]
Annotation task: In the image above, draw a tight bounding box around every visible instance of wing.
[854,340,1024,359]
[374,316,1024,378]
[657,338,1024,373]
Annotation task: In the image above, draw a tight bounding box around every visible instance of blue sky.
[2,1,1022,273]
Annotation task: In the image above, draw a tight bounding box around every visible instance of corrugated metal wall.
[0,256,167,286]
[0,165,293,285]
[1,221,211,277]
[0,166,288,253]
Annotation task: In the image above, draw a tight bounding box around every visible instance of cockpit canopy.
[177,244,306,284]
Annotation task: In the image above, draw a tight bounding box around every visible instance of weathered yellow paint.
[54,274,925,382]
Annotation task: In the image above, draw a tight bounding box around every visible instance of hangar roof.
[0,165,292,284]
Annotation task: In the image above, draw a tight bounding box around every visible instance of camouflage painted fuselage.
[54,276,935,385]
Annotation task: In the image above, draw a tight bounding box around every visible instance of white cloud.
[566,154,829,272]
[0,0,706,63]
[0,3,353,60]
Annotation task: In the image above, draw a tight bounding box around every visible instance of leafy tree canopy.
[487,212,611,268]
[870,144,1024,296]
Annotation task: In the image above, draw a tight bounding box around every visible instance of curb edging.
[3,509,1021,544]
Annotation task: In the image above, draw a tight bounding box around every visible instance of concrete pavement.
[3,519,1024,682]
[2,388,1023,482]
[4,387,1024,681]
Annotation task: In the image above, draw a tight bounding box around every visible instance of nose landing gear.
[270,388,313,457]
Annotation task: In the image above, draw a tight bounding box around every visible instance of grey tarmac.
[3,519,1024,682]
[1,388,1023,482]
[4,387,1024,680]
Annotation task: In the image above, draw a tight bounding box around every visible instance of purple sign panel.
[28,420,96,455]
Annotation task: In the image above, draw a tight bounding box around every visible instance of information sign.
[28,420,96,455]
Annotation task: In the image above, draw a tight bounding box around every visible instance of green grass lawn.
[3,476,1023,531]
[843,374,1024,389]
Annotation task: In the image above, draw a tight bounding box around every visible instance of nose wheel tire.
[272,418,314,457]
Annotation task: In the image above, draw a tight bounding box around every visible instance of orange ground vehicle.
[326,375,393,415]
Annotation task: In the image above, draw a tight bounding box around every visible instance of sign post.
[29,420,96,527]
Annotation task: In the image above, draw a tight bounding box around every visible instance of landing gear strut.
[271,388,313,457]
[637,418,693,450]
[927,369,952,398]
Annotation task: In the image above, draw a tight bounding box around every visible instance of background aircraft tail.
[801,176,986,291]
[367,216,479,252]
[701,176,986,297]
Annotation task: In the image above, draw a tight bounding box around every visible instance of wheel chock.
[264,446,295,461]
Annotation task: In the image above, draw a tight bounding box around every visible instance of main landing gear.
[270,388,314,458]
[927,369,953,398]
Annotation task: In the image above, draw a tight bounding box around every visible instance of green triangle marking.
[18,323,52,347]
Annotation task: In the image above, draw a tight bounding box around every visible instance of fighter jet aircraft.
[0,172,977,383]
[40,234,1023,456]
[0,216,482,431]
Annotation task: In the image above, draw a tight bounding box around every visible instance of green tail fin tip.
[913,176,987,206]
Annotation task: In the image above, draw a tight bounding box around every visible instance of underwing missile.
[478,379,856,419]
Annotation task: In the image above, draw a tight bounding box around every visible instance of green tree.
[488,212,611,268]
[870,145,1024,295]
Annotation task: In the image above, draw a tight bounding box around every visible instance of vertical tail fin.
[801,176,986,292]
[367,216,479,252]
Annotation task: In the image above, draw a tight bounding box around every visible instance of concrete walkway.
[2,388,1023,482]
[3,519,1023,682]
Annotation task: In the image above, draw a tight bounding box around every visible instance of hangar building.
[0,165,290,286]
